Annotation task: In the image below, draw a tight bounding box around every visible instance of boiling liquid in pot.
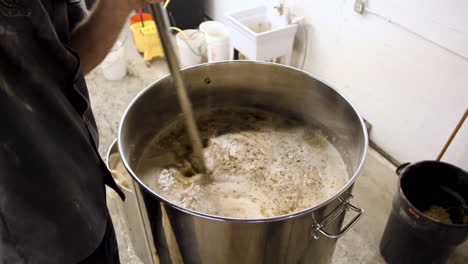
[137,108,349,218]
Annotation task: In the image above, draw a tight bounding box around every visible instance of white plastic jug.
[100,32,127,81]
[176,29,204,68]
[199,21,231,62]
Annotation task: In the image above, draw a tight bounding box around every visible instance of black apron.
[0,0,123,263]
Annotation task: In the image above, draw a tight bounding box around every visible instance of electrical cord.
[163,0,204,58]
[364,7,468,61]
[300,22,309,69]
[171,28,204,57]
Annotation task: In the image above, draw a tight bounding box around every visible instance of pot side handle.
[312,194,364,239]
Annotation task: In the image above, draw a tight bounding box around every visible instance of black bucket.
[380,161,468,264]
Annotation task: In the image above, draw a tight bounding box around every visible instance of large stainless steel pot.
[118,61,368,264]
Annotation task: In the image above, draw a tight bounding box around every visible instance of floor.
[85,41,468,263]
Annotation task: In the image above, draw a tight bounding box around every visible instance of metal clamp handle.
[312,195,364,239]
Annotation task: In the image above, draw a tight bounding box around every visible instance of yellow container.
[130,13,164,61]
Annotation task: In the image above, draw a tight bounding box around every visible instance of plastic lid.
[130,13,153,25]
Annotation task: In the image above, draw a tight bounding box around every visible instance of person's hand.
[127,0,164,10]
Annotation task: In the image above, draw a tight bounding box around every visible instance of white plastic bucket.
[101,35,127,81]
[199,21,231,62]
[176,29,204,68]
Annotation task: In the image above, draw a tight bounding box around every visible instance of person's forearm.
[70,0,133,74]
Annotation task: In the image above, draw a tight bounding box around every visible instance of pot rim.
[397,160,468,227]
[118,60,369,223]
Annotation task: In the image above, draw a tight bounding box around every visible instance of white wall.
[204,0,468,171]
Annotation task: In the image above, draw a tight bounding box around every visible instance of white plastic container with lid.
[199,21,232,62]
[175,29,204,68]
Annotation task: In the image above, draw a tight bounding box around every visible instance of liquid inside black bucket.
[401,162,468,224]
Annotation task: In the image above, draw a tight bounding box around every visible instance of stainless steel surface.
[106,140,158,264]
[149,3,206,173]
[118,61,369,264]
